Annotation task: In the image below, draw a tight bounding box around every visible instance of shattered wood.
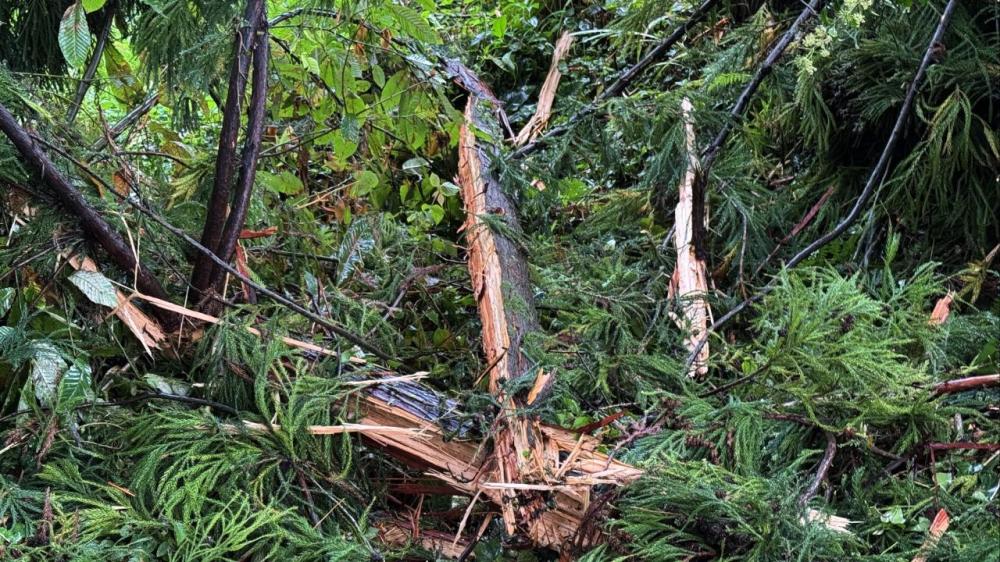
[457,71,639,551]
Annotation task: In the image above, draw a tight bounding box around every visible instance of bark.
[0,103,176,329]
[208,3,270,298]
[459,76,635,552]
[190,0,263,295]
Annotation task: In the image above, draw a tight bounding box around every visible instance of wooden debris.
[63,253,168,356]
[911,509,949,562]
[933,374,1000,395]
[458,72,641,551]
[514,32,574,146]
[929,292,953,326]
[669,98,711,377]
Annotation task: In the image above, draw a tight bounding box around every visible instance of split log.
[458,73,638,551]
[669,99,711,377]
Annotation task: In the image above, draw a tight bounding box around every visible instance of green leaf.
[59,3,92,69]
[59,359,94,408]
[0,287,14,316]
[144,373,190,396]
[68,270,119,309]
[258,171,304,195]
[31,343,66,407]
[82,0,107,13]
[352,170,379,196]
[386,5,440,44]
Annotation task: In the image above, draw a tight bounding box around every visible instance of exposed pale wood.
[514,32,574,146]
[670,98,711,377]
[911,509,949,562]
[63,253,168,357]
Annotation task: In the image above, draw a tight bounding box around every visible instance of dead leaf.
[929,292,953,326]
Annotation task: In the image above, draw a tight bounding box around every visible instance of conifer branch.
[684,0,960,373]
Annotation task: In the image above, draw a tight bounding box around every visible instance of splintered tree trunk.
[459,91,549,539]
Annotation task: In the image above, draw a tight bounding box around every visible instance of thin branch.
[700,0,828,172]
[67,1,116,124]
[798,431,837,508]
[933,374,1000,395]
[191,0,263,295]
[91,93,160,152]
[684,0,959,372]
[511,0,720,159]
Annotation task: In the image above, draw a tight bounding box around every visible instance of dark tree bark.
[190,0,263,296]
[0,103,176,329]
[208,5,270,298]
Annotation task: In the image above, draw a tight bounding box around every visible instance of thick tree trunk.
[190,0,263,296]
[208,4,270,300]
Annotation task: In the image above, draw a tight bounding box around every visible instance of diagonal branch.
[700,0,828,172]
[0,102,176,329]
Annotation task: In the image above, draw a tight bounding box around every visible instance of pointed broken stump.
[669,98,711,377]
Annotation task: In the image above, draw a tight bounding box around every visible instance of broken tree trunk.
[115,289,643,556]
[459,77,632,551]
[670,99,711,377]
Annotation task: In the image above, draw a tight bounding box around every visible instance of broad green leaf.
[258,171,304,195]
[31,343,66,407]
[59,360,94,407]
[352,170,379,196]
[82,0,107,12]
[439,181,461,197]
[424,203,445,225]
[402,157,429,176]
[0,287,14,316]
[59,3,92,69]
[69,270,119,308]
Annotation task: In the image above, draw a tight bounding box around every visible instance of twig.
[31,133,395,362]
[933,374,999,395]
[684,0,959,371]
[798,431,837,508]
